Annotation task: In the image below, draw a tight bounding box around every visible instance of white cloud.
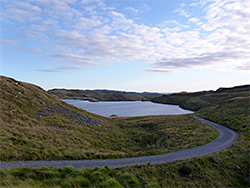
[0,39,19,45]
[1,0,249,72]
[126,7,139,14]
[15,1,42,13]
[75,16,102,30]
[189,17,199,23]
[22,46,44,53]
[144,68,176,72]
[50,53,100,66]
[174,3,190,18]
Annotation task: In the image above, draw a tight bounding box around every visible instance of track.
[0,116,238,169]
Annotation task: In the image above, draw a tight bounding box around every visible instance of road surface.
[0,116,238,169]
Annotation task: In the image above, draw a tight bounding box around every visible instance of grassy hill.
[0,76,217,161]
[48,89,161,102]
[151,85,250,132]
[0,76,249,187]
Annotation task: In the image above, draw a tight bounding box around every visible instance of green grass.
[1,76,249,187]
[1,132,249,187]
[0,76,218,161]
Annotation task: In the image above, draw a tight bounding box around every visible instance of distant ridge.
[48,89,162,101]
[88,89,162,98]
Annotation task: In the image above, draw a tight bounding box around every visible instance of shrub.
[10,167,36,179]
[75,177,91,187]
[61,166,77,177]
[118,172,141,187]
[91,171,108,183]
[98,178,123,188]
[178,164,192,177]
[147,183,161,188]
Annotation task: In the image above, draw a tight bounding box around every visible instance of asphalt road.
[0,116,238,169]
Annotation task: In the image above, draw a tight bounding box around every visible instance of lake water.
[64,100,193,117]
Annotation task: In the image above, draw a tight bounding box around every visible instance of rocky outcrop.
[34,98,104,127]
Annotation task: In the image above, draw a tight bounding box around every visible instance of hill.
[151,85,250,132]
[48,89,161,101]
[0,76,216,161]
[0,76,249,187]
[90,89,162,98]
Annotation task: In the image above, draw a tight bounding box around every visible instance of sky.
[0,0,249,92]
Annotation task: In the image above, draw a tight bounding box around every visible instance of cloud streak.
[151,51,250,71]
[0,39,19,45]
[1,0,249,72]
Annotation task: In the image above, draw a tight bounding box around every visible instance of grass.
[0,76,218,161]
[1,76,249,187]
[114,115,218,157]
[1,132,249,187]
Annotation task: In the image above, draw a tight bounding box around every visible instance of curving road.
[0,116,238,169]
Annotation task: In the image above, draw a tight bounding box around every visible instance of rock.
[51,125,66,131]
[33,98,104,127]
[214,157,223,162]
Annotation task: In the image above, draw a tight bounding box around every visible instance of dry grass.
[0,76,218,161]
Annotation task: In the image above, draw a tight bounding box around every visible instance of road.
[0,116,238,169]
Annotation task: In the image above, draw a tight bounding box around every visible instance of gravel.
[0,116,238,169]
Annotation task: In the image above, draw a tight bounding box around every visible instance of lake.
[64,100,193,117]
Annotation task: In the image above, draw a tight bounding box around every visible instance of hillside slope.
[0,77,249,187]
[151,85,250,131]
[0,76,121,160]
[0,76,218,161]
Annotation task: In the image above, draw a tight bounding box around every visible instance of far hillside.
[48,89,162,101]
[90,89,162,98]
[151,85,250,132]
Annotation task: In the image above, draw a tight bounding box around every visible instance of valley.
[0,76,249,187]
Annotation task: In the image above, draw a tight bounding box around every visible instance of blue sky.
[1,0,249,92]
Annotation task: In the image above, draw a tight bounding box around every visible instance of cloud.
[37,65,89,72]
[2,0,250,73]
[50,53,100,66]
[37,69,61,72]
[57,66,88,70]
[126,7,139,14]
[188,17,199,23]
[152,51,250,71]
[1,1,42,22]
[0,39,19,45]
[144,68,175,73]
[126,4,151,14]
[174,3,190,17]
[140,3,151,12]
[75,16,102,30]
[22,47,44,53]
[236,64,250,71]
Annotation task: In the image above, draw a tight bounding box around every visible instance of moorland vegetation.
[0,76,249,187]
